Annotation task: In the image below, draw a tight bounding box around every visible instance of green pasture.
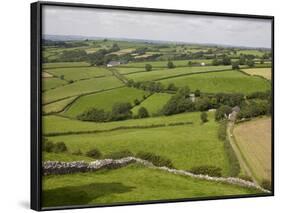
[42,78,68,91]
[159,70,270,94]
[43,111,201,135]
[43,76,124,104]
[43,62,90,69]
[42,164,261,207]
[46,112,231,175]
[45,67,111,81]
[43,96,77,114]
[62,87,149,118]
[132,93,172,116]
[125,66,231,81]
[119,59,213,68]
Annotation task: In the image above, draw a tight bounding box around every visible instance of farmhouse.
[228,106,241,121]
[107,61,121,67]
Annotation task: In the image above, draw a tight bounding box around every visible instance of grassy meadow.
[41,38,272,207]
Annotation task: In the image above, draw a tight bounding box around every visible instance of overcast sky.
[42,5,272,48]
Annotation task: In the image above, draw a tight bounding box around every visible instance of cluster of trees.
[127,79,166,93]
[77,102,133,122]
[43,40,89,48]
[77,102,151,122]
[59,49,88,62]
[161,90,245,117]
[43,139,67,153]
[237,101,271,119]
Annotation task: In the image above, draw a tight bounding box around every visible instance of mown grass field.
[233,117,272,182]
[43,76,124,104]
[42,164,261,207]
[132,93,172,116]
[125,66,231,81]
[114,67,160,75]
[45,67,111,81]
[242,68,271,80]
[62,87,149,118]
[159,70,270,94]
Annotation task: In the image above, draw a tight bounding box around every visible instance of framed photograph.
[31,1,274,211]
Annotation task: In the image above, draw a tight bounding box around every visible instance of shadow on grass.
[43,182,135,207]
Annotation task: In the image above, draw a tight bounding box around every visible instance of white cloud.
[42,5,272,48]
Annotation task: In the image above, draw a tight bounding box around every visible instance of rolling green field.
[43,76,124,104]
[159,70,270,94]
[132,93,172,116]
[41,38,272,207]
[42,164,261,207]
[43,62,90,69]
[62,87,149,118]
[43,111,201,135]
[43,78,68,91]
[45,67,111,81]
[125,66,232,81]
[43,96,77,114]
[119,59,213,68]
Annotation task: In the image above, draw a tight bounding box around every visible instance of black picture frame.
[31,1,274,211]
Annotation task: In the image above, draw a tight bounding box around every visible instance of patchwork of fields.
[41,39,272,207]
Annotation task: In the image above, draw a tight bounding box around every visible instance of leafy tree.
[239,55,246,65]
[111,102,132,121]
[260,59,265,64]
[215,105,232,121]
[145,64,152,71]
[138,107,149,118]
[212,58,220,66]
[195,97,210,111]
[200,112,208,123]
[52,142,68,153]
[77,108,109,122]
[222,55,231,65]
[167,83,178,91]
[246,59,255,67]
[134,99,140,105]
[232,61,240,70]
[194,89,201,97]
[167,61,175,69]
[60,75,64,80]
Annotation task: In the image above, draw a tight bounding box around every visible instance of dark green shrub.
[43,140,55,152]
[261,179,271,191]
[104,150,133,159]
[218,121,227,141]
[190,165,222,177]
[134,99,140,105]
[138,107,149,118]
[77,108,109,122]
[200,112,208,123]
[72,149,82,156]
[167,61,175,69]
[145,64,152,71]
[86,148,102,159]
[52,142,68,153]
[136,151,174,168]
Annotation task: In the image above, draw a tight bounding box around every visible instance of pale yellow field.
[233,117,272,182]
[242,68,271,80]
[112,48,135,55]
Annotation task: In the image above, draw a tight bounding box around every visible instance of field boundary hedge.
[43,121,193,136]
[154,68,233,82]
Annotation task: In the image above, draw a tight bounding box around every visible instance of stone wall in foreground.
[43,157,270,194]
